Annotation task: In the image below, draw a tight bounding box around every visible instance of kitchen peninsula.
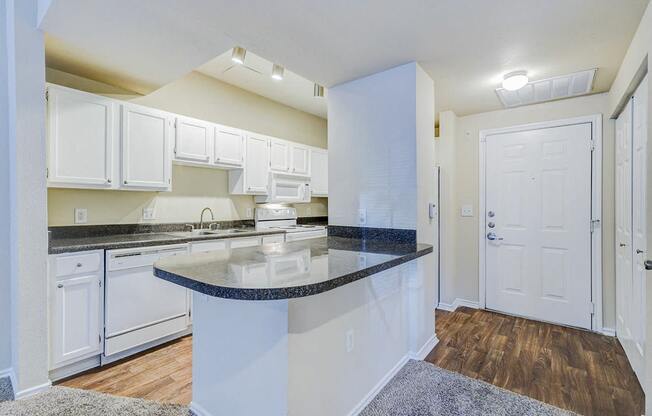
[154,235,436,416]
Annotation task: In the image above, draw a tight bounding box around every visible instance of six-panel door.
[47,86,116,189]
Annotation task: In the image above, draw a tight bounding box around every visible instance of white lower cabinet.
[49,250,104,370]
[262,234,285,244]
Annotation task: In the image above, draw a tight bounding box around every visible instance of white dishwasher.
[104,244,189,360]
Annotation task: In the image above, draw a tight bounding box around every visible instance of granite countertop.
[153,236,433,300]
[48,228,285,254]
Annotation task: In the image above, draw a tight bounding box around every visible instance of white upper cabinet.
[310,148,328,196]
[290,144,310,176]
[269,138,290,173]
[214,125,245,168]
[121,104,172,191]
[47,85,117,189]
[244,133,270,194]
[174,116,213,164]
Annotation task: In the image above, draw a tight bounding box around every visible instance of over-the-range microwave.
[255,173,311,204]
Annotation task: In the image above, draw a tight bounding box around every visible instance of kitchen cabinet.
[290,144,310,176]
[121,104,173,191]
[174,116,213,164]
[214,125,245,168]
[269,138,290,173]
[46,85,118,189]
[49,251,104,370]
[229,133,269,194]
[230,236,263,248]
[191,240,228,253]
[310,148,328,196]
[262,234,285,244]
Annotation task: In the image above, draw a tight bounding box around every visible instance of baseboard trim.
[600,327,616,337]
[189,401,212,416]
[14,380,51,400]
[409,335,439,360]
[0,367,16,400]
[348,354,410,416]
[437,298,480,312]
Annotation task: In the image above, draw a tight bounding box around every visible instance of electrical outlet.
[358,209,367,225]
[142,208,155,220]
[461,204,473,217]
[358,255,367,269]
[346,330,354,353]
[74,208,88,224]
[245,207,253,218]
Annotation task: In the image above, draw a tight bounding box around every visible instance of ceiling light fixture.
[231,47,247,65]
[502,71,529,91]
[271,64,284,81]
[313,83,324,97]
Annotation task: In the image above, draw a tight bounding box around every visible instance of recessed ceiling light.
[313,83,324,97]
[231,47,247,65]
[271,64,284,81]
[502,71,529,91]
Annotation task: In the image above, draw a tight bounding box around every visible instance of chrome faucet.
[199,207,215,230]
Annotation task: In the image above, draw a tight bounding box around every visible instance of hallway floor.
[426,307,644,416]
[59,307,644,415]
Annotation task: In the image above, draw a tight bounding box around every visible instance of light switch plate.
[461,204,473,217]
[245,207,253,218]
[358,209,367,225]
[74,208,88,224]
[142,208,155,220]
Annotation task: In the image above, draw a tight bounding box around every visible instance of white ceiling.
[197,51,327,118]
[41,0,648,118]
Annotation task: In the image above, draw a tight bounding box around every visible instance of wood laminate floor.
[60,309,644,415]
[426,307,645,416]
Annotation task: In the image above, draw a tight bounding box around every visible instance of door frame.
[478,114,603,332]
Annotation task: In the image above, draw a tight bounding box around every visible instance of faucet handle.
[209,222,220,231]
[184,223,195,232]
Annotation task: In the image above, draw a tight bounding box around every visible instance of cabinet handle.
[124,180,128,185]
[636,249,644,254]
[76,263,82,267]
[57,284,63,289]
[107,178,112,184]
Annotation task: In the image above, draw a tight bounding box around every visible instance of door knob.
[487,232,503,241]
[620,243,627,247]
[636,249,644,254]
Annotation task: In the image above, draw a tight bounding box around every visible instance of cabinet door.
[291,144,310,175]
[311,148,328,196]
[244,134,270,194]
[174,116,212,164]
[47,86,116,188]
[269,139,290,173]
[51,274,102,367]
[215,125,245,167]
[121,104,172,190]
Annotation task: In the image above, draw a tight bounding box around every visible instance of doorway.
[479,116,603,331]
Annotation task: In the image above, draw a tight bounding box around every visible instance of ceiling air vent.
[495,69,596,108]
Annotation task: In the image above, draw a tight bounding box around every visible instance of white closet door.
[485,123,593,329]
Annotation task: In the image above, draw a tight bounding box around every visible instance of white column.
[0,0,49,396]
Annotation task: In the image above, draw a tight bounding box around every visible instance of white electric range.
[255,207,327,241]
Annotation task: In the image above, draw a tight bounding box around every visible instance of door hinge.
[590,219,600,233]
[45,168,49,179]
[590,140,596,152]
[45,90,49,101]
[99,334,102,343]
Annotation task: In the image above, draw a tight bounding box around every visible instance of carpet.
[0,361,576,415]
[0,386,190,416]
[360,360,576,416]
[0,377,12,402]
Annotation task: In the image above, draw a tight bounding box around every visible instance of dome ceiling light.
[502,71,529,91]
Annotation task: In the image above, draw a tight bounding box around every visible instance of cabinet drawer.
[262,234,284,245]
[54,252,102,278]
[191,240,228,254]
[230,237,261,249]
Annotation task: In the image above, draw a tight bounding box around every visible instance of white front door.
[617,75,648,387]
[485,123,593,329]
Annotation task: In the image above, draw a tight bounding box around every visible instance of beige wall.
[437,93,616,329]
[46,70,328,226]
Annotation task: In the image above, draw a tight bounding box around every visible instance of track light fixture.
[271,64,284,81]
[313,83,324,97]
[231,47,247,65]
